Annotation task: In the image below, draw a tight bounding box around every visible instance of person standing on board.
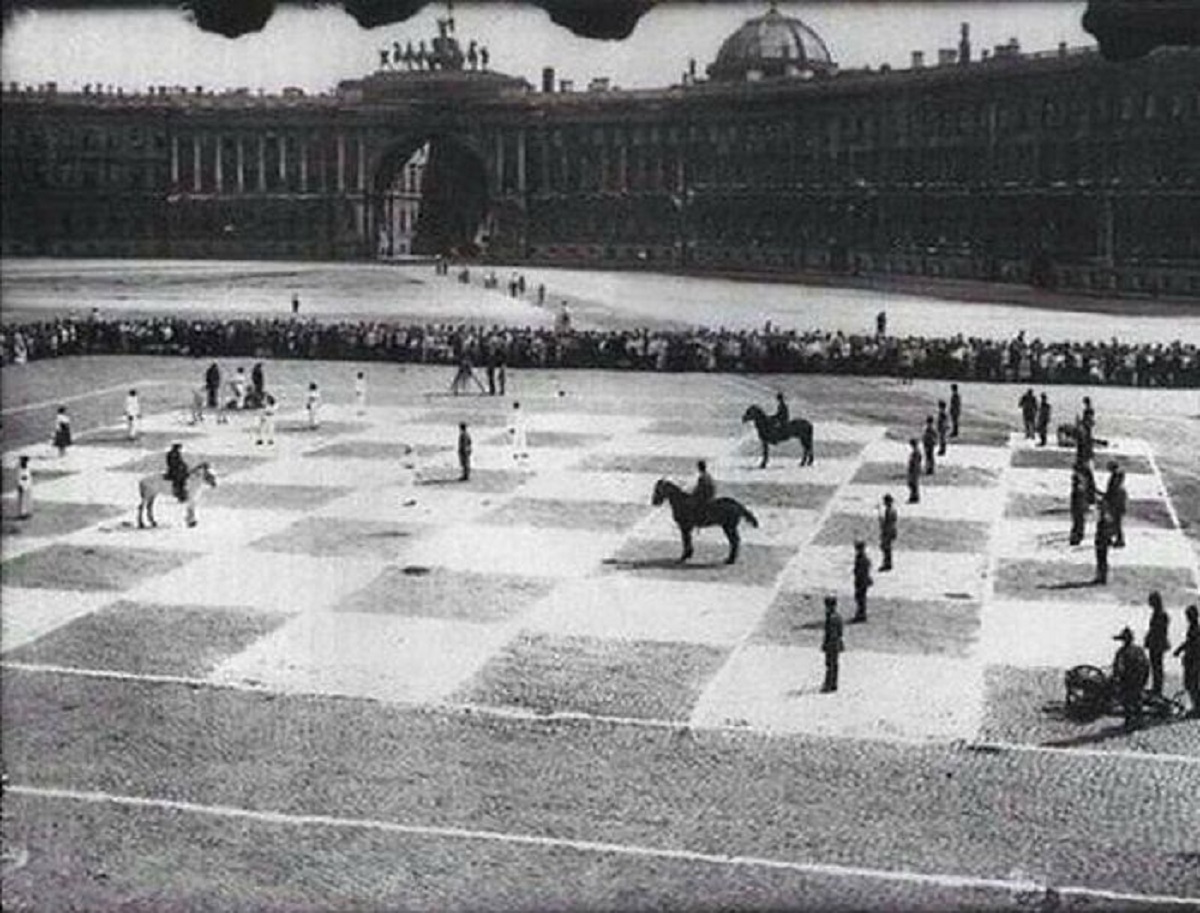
[124,388,141,440]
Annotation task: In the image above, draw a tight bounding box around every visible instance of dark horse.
[652,479,759,565]
[742,405,814,468]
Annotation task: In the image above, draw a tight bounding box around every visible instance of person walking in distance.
[1036,393,1052,448]
[1018,388,1037,440]
[878,494,897,571]
[457,422,472,481]
[354,371,368,416]
[306,382,321,430]
[906,439,922,504]
[205,361,221,409]
[53,406,72,457]
[508,400,529,462]
[821,596,844,693]
[124,388,141,440]
[936,400,949,457]
[949,384,962,438]
[1144,590,1171,697]
[1112,626,1150,731]
[852,540,873,623]
[1093,501,1113,585]
[1174,604,1200,717]
[1103,463,1128,549]
[922,416,937,476]
[15,455,33,519]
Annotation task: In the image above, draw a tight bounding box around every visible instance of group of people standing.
[1111,594,1200,728]
[905,383,963,504]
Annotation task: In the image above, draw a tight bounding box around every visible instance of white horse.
[137,461,217,529]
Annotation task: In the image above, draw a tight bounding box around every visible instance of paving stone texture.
[3,400,1197,751]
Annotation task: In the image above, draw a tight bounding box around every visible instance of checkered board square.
[334,566,556,623]
[456,632,730,721]
[3,600,288,677]
[2,543,197,592]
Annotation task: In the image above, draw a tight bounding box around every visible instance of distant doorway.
[372,135,488,259]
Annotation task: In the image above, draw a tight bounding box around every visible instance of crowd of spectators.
[2,313,1197,387]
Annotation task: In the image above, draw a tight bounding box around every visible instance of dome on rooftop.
[708,5,835,82]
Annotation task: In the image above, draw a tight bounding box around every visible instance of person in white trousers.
[125,389,141,440]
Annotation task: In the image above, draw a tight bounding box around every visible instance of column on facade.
[517,129,527,194]
[170,135,180,187]
[214,135,223,193]
[598,132,609,193]
[337,133,346,193]
[618,133,628,193]
[357,135,366,192]
[236,137,245,194]
[192,135,202,193]
[540,130,550,193]
[495,131,506,194]
[300,137,308,193]
[257,135,266,192]
[278,135,287,188]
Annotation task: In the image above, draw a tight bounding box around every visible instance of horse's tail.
[739,502,759,528]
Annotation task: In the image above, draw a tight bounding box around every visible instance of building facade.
[3,8,1198,297]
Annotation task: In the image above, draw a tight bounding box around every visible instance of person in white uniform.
[509,400,529,462]
[306,382,321,429]
[256,394,277,445]
[354,371,367,415]
[124,388,141,440]
[16,455,33,519]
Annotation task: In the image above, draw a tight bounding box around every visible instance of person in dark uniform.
[1036,393,1052,447]
[1103,464,1128,548]
[1069,460,1091,546]
[457,422,472,482]
[1074,418,1096,474]
[936,400,949,456]
[906,439,922,504]
[205,362,221,409]
[1081,396,1096,435]
[251,362,265,404]
[1094,501,1113,584]
[921,416,937,475]
[1174,604,1200,717]
[875,310,887,338]
[691,459,715,520]
[878,494,898,571]
[291,293,300,315]
[1019,388,1037,439]
[821,595,844,693]
[1112,626,1150,731]
[486,351,497,396]
[164,442,189,502]
[949,384,962,438]
[1144,590,1171,697]
[852,541,873,623]
[772,392,790,439]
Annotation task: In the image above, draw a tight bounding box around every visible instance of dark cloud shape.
[1,1,655,40]
[1082,0,1200,60]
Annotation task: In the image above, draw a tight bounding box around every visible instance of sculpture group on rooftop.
[379,10,489,74]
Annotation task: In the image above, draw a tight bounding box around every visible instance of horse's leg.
[147,495,157,527]
[760,438,769,469]
[137,499,145,529]
[680,526,693,562]
[186,499,197,528]
[725,524,740,564]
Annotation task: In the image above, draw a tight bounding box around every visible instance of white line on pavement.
[7,784,1198,908]
[5,661,1198,765]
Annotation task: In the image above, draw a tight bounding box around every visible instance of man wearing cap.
[852,540,873,623]
[1112,626,1150,730]
[691,459,715,520]
[457,422,472,482]
[1019,388,1037,439]
[921,416,937,475]
[1036,393,1052,448]
[821,595,844,693]
[772,391,790,439]
[878,494,898,572]
[949,384,962,438]
[1144,590,1171,697]
[1068,459,1091,546]
[1094,501,1114,585]
[1103,464,1128,549]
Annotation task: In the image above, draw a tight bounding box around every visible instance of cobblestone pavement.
[2,360,1198,910]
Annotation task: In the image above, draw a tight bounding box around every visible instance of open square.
[1,543,196,592]
[479,497,651,532]
[249,516,431,560]
[334,566,556,623]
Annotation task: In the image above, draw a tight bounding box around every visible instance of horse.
[137,461,218,529]
[742,404,814,468]
[651,479,759,565]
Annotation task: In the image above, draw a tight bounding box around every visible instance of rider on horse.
[772,392,789,439]
[164,442,189,502]
[691,459,715,519]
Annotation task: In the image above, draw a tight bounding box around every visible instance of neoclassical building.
[3,6,1198,297]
